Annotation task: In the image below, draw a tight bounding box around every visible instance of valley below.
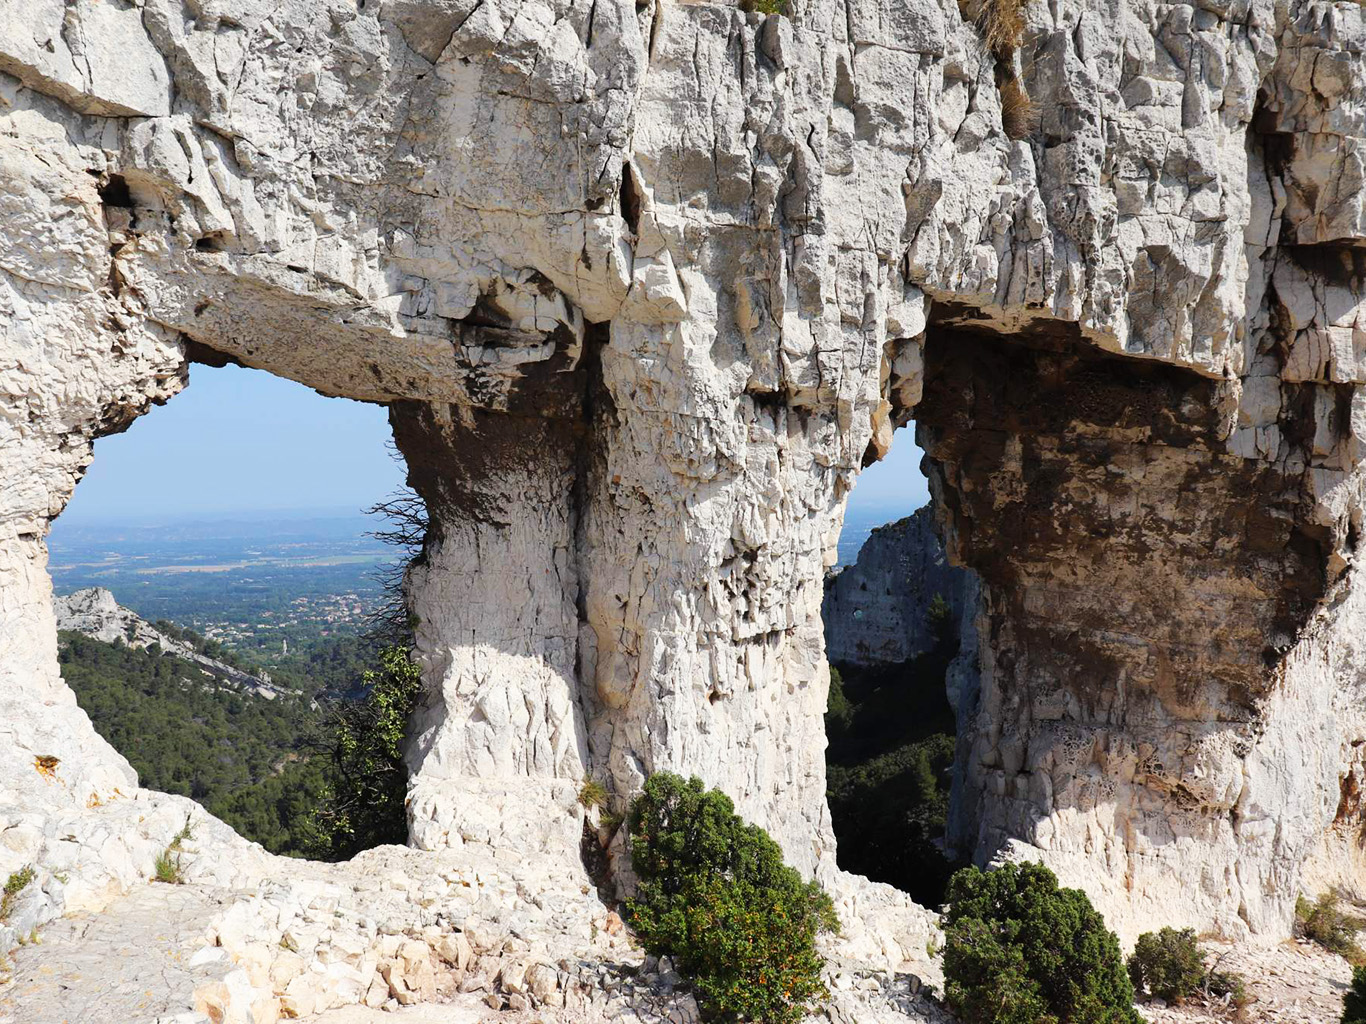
[48,512,392,660]
[5,0,1366,1020]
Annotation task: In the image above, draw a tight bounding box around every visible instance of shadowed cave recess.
[825,301,1342,912]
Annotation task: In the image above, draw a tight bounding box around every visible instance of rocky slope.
[54,587,296,700]
[1,0,1366,1019]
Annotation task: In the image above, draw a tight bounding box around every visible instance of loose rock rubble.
[1,827,945,1023]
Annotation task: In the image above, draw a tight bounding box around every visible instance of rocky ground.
[12,880,1349,1024]
[0,821,948,1024]
[1136,938,1355,1024]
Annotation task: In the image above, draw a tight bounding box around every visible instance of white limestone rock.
[0,0,1364,1018]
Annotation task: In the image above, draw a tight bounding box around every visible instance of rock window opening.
[50,360,425,861]
[822,422,975,908]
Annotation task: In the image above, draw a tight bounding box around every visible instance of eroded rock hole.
[619,161,643,236]
[50,361,424,861]
[822,420,971,907]
[96,172,134,209]
[194,232,227,253]
[910,310,1334,876]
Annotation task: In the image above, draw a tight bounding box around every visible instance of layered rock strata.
[0,5,1364,1020]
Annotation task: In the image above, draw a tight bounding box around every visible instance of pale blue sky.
[59,364,407,523]
[853,431,930,515]
[59,363,928,523]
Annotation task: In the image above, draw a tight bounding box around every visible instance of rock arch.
[1,0,1365,981]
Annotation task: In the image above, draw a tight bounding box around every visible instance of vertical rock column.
[394,395,591,861]
[0,138,185,816]
[575,313,853,879]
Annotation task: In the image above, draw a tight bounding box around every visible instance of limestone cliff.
[1,0,1366,1018]
[823,506,973,667]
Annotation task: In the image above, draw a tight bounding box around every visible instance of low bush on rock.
[0,867,34,920]
[1297,893,1365,962]
[152,816,195,884]
[626,773,839,1024]
[1127,927,1247,1012]
[579,778,609,810]
[1127,928,1205,1004]
[942,861,1139,1024]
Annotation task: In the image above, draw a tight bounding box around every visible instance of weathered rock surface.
[54,587,297,700]
[0,0,1365,1017]
[2,838,946,1024]
[823,505,973,667]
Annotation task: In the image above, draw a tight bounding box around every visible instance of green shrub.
[1297,893,1364,961]
[1,867,34,920]
[153,816,194,884]
[942,862,1139,1024]
[153,848,184,884]
[626,773,838,1024]
[303,647,422,860]
[1127,928,1250,1012]
[1343,965,1366,1023]
[1127,928,1206,1004]
[741,0,787,14]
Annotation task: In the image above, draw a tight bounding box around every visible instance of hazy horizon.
[56,362,930,529]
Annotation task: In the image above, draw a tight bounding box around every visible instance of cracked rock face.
[1,1,1366,1003]
[822,506,975,668]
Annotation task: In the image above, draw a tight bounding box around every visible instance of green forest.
[825,595,960,906]
[61,595,960,888]
[58,630,394,857]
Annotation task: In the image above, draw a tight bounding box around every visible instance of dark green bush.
[626,773,838,1024]
[1126,928,1205,1004]
[303,646,422,860]
[942,862,1139,1024]
[1297,893,1364,961]
[1126,927,1249,1011]
[1343,965,1366,1023]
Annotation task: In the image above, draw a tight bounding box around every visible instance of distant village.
[200,591,374,652]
